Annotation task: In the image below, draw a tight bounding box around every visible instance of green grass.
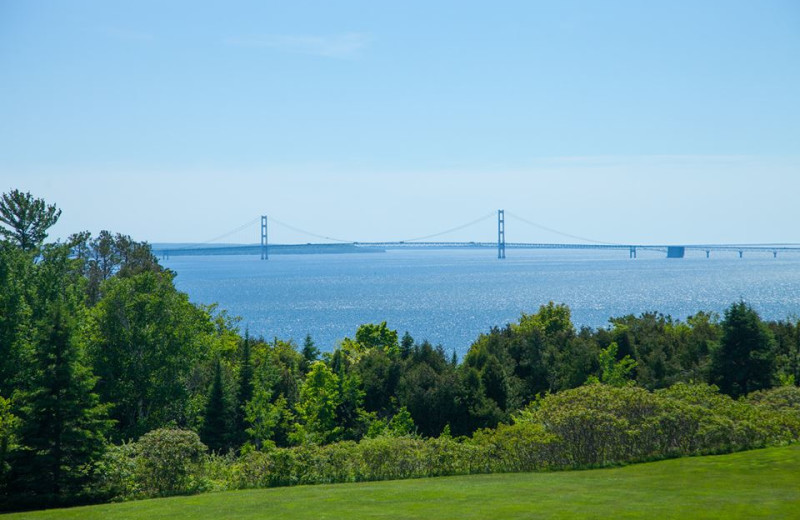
[8,446,800,519]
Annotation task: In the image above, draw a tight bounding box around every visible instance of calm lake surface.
[163,249,800,356]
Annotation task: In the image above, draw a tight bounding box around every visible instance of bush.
[95,383,800,503]
[135,428,208,497]
[93,441,139,501]
[470,422,557,473]
[744,385,800,416]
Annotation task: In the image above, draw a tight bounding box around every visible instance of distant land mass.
[151,243,385,256]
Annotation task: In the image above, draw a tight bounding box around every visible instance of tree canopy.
[0,189,61,251]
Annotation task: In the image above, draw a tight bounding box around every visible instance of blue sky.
[1,1,798,245]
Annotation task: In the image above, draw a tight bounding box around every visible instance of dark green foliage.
[400,331,414,359]
[0,190,61,252]
[10,291,110,508]
[266,340,303,408]
[399,342,463,436]
[0,243,34,396]
[0,396,17,498]
[768,318,800,385]
[480,354,511,410]
[200,360,231,453]
[234,334,254,447]
[711,301,776,397]
[300,334,319,373]
[335,371,366,441]
[609,311,720,389]
[357,348,401,414]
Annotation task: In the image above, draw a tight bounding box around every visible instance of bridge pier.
[667,246,685,258]
[774,251,778,258]
[629,246,636,259]
[739,250,743,259]
[705,250,710,258]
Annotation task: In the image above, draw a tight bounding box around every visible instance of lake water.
[163,249,800,357]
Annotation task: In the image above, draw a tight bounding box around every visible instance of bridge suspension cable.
[162,216,262,251]
[198,217,262,244]
[268,216,354,243]
[505,211,618,245]
[400,211,496,242]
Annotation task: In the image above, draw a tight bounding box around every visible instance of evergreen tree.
[200,359,229,453]
[0,242,35,397]
[711,301,776,397]
[481,354,510,410]
[294,362,342,444]
[400,332,414,359]
[11,300,110,507]
[301,334,320,373]
[0,190,61,252]
[234,332,254,447]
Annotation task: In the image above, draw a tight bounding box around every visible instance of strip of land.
[9,445,799,520]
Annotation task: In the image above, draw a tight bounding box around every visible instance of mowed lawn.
[8,445,800,520]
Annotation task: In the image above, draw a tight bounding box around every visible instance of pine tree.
[400,332,414,359]
[0,190,61,252]
[200,360,229,453]
[301,334,320,373]
[712,301,776,397]
[11,300,110,507]
[234,333,253,447]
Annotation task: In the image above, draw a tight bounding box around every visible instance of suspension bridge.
[152,210,800,260]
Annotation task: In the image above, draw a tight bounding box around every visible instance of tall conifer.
[234,333,253,447]
[201,359,229,452]
[12,300,110,507]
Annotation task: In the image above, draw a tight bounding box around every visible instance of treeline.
[1,190,799,511]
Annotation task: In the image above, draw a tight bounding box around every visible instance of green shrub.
[93,441,139,501]
[358,436,426,481]
[423,433,480,476]
[134,428,207,497]
[94,383,800,502]
[744,385,800,417]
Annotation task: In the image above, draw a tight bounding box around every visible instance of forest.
[1,189,799,511]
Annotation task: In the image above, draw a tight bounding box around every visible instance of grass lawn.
[7,445,800,519]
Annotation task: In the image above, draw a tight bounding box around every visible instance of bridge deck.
[153,242,800,257]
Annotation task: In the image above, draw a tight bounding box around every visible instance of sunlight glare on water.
[164,249,800,356]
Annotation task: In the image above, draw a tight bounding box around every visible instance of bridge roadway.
[153,242,800,259]
[353,241,800,256]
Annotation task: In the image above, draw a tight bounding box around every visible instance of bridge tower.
[497,209,506,259]
[260,215,268,260]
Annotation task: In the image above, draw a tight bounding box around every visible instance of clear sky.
[1,1,798,245]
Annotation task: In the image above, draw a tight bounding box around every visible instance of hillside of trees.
[1,190,799,511]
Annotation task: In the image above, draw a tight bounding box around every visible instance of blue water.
[163,249,800,356]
